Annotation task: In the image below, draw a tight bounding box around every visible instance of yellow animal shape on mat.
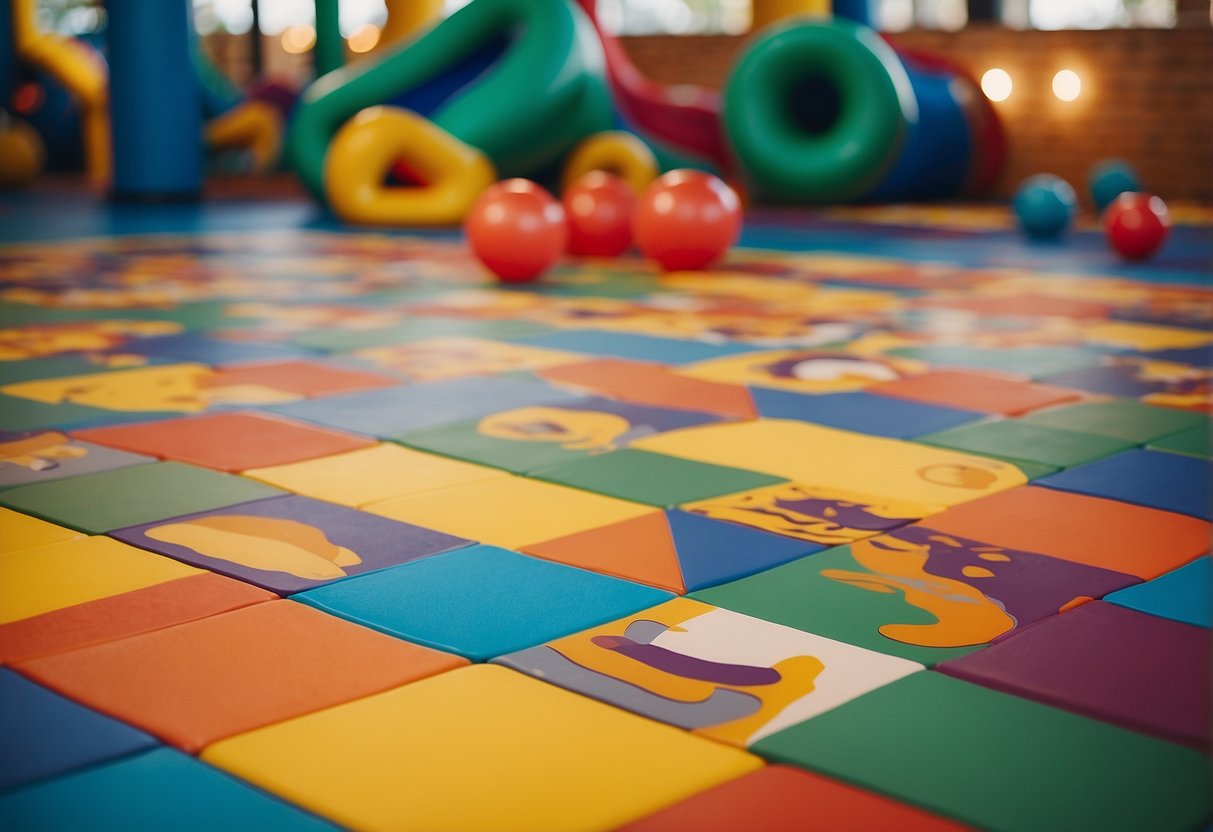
[685,484,931,546]
[916,464,1000,491]
[144,515,362,580]
[0,431,88,471]
[477,407,631,452]
[1,365,301,413]
[0,320,181,360]
[820,534,1014,648]
[556,620,824,747]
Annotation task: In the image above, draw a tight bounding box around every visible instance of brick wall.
[621,25,1213,204]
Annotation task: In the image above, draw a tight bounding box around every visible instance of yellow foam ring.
[324,106,496,227]
[205,100,284,173]
[560,131,659,194]
[0,120,45,189]
[13,0,110,187]
[376,0,443,52]
[750,0,832,30]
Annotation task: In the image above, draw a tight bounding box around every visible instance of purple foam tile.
[939,600,1210,749]
[112,494,471,594]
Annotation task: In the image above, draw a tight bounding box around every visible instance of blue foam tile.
[508,330,760,365]
[0,434,153,491]
[118,334,314,365]
[1038,449,1212,520]
[886,345,1103,380]
[1106,558,1211,628]
[666,509,824,591]
[265,376,581,437]
[750,389,983,439]
[0,669,158,791]
[295,545,673,662]
[0,748,337,831]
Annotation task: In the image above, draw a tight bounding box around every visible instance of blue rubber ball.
[1090,159,1140,213]
[1013,174,1078,240]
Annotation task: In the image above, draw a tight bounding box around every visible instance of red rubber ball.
[563,171,636,257]
[633,169,742,271]
[1104,192,1170,261]
[465,179,568,283]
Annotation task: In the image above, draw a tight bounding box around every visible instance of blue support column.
[106,0,202,200]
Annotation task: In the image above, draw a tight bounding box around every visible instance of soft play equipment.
[106,0,202,198]
[724,17,992,203]
[375,0,444,54]
[6,0,109,186]
[288,0,615,203]
[573,0,729,173]
[0,113,43,187]
[1090,159,1141,213]
[560,130,658,194]
[1105,192,1170,260]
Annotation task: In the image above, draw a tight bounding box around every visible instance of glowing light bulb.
[1053,69,1082,102]
[981,68,1012,102]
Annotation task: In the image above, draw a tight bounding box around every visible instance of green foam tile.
[918,420,1135,469]
[1147,422,1212,459]
[1021,400,1206,443]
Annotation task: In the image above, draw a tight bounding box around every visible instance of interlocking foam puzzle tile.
[74,411,375,473]
[348,336,583,382]
[0,536,207,627]
[633,420,1026,507]
[885,344,1104,379]
[532,449,788,508]
[508,330,761,365]
[1038,448,1212,520]
[917,419,1137,470]
[0,570,272,665]
[0,507,82,554]
[397,396,727,475]
[296,545,672,661]
[753,671,1211,832]
[0,668,157,791]
[1021,399,1207,442]
[113,494,470,594]
[677,348,927,395]
[496,596,921,747]
[0,748,338,831]
[266,375,581,437]
[0,318,183,362]
[921,485,1210,579]
[0,461,284,534]
[291,316,553,352]
[537,358,758,419]
[750,388,983,438]
[1081,320,1213,353]
[1148,422,1212,458]
[681,482,938,547]
[1041,357,1211,409]
[1106,557,1211,628]
[521,509,822,593]
[939,600,1209,748]
[0,430,153,489]
[243,442,507,507]
[694,524,1134,666]
[617,765,971,832]
[866,369,1083,416]
[110,332,313,365]
[17,600,466,753]
[0,354,151,386]
[0,390,133,431]
[202,664,760,832]
[365,474,652,551]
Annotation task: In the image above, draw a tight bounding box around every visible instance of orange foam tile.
[538,358,758,419]
[17,600,467,752]
[522,511,685,593]
[924,486,1209,579]
[619,765,972,832]
[0,572,273,665]
[74,412,374,472]
[869,370,1083,416]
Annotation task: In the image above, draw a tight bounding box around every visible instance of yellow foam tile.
[243,443,508,507]
[203,664,760,832]
[0,507,84,555]
[365,475,654,550]
[1081,321,1213,351]
[633,419,1026,508]
[0,536,203,625]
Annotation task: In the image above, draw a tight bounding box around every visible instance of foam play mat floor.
[0,199,1210,831]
